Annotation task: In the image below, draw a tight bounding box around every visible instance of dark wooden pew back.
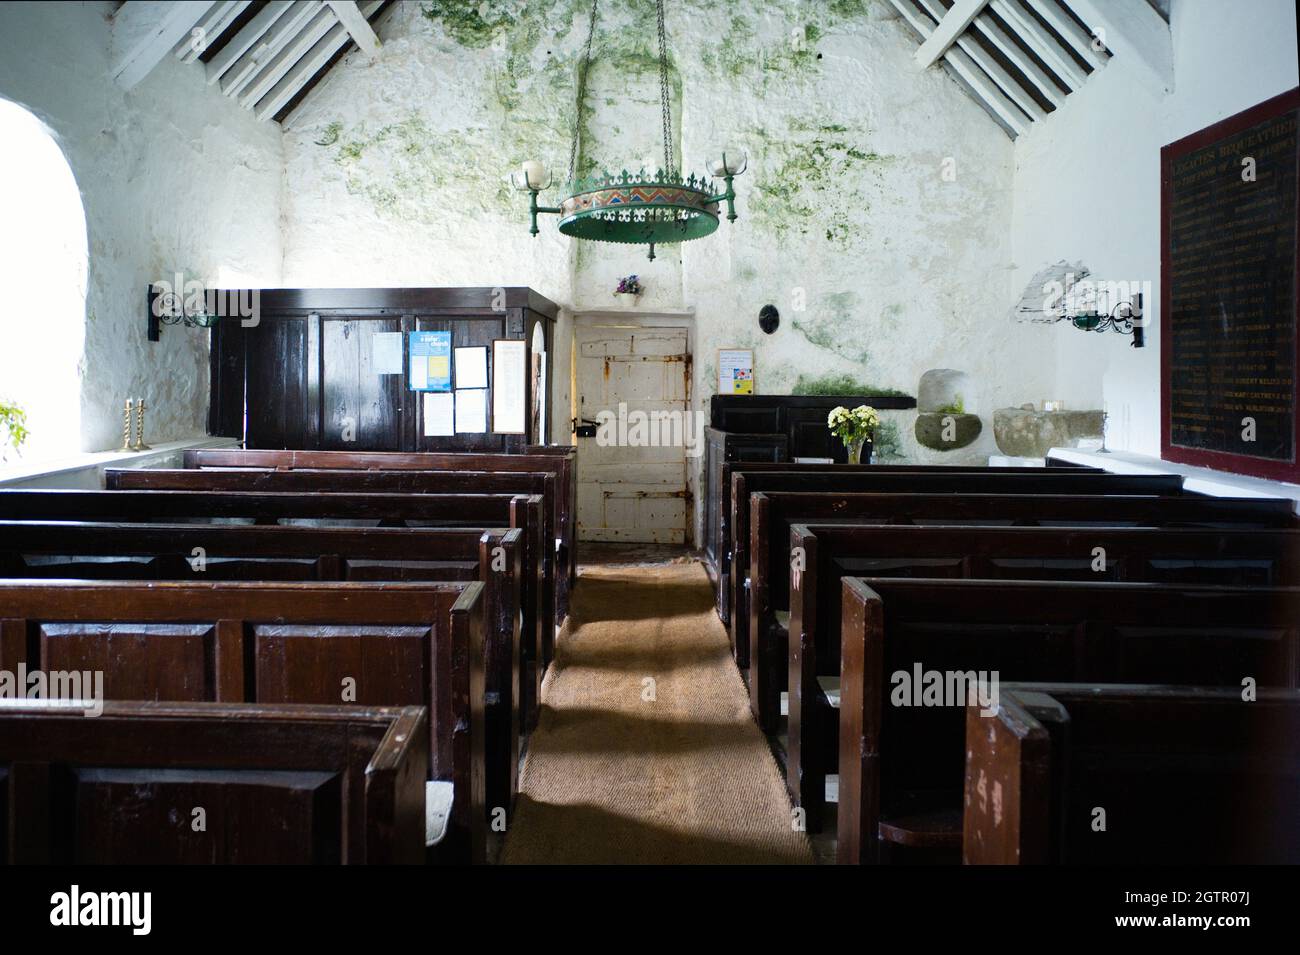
[784,523,1300,828]
[184,447,578,612]
[106,467,562,646]
[0,520,525,817]
[964,685,1300,864]
[837,577,1300,864]
[741,488,1298,667]
[729,471,1188,661]
[0,489,547,738]
[0,579,488,862]
[0,700,427,864]
[712,462,1100,618]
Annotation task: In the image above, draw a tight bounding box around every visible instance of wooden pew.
[106,467,563,648]
[0,700,428,864]
[837,577,1300,864]
[785,523,1300,829]
[963,685,1300,864]
[0,579,489,863]
[0,488,548,735]
[183,447,579,617]
[710,461,1100,622]
[741,486,1294,675]
[0,520,524,819]
[728,471,1187,667]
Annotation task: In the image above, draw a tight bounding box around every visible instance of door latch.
[573,417,598,438]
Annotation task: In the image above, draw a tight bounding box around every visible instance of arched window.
[0,98,87,466]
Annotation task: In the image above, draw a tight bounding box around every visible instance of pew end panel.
[961,693,1053,865]
[836,576,886,866]
[0,700,428,864]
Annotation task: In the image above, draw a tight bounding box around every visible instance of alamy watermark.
[891,662,999,717]
[0,664,104,717]
[594,402,707,458]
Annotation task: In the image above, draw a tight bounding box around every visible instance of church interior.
[0,0,1298,898]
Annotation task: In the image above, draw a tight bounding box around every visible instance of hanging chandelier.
[511,0,746,262]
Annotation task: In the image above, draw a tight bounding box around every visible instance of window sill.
[0,436,240,488]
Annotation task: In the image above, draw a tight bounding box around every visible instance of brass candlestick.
[119,399,135,452]
[132,397,151,451]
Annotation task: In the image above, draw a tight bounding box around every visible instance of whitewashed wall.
[0,1,283,454]
[280,0,1052,538]
[1011,0,1299,457]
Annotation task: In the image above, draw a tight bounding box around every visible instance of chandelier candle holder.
[511,0,746,262]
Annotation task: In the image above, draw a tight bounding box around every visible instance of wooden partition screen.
[208,287,559,453]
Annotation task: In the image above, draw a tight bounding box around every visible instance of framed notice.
[718,349,755,395]
[454,388,488,433]
[454,346,488,389]
[492,338,527,434]
[422,392,455,437]
[408,330,452,392]
[1161,88,1299,481]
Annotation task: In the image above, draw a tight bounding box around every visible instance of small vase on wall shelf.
[613,274,643,304]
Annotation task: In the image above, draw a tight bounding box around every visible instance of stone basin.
[993,408,1104,458]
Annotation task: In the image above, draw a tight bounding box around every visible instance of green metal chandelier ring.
[557,179,721,245]
[511,0,746,261]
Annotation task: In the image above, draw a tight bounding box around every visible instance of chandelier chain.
[566,0,600,184]
[656,0,674,176]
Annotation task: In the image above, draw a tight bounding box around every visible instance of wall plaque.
[1161,88,1299,481]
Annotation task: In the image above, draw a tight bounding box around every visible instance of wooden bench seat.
[106,467,564,648]
[0,489,547,723]
[781,522,1300,829]
[963,685,1300,864]
[837,577,1300,864]
[183,447,578,617]
[0,519,526,819]
[0,699,428,864]
[728,471,1188,667]
[0,579,489,863]
[709,462,1100,622]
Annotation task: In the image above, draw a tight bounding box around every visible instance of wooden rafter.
[112,1,217,89]
[325,1,382,61]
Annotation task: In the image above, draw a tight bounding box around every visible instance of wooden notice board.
[1161,88,1299,481]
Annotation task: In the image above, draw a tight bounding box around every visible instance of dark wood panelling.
[209,289,557,453]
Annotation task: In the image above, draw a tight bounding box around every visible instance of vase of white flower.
[828,404,879,464]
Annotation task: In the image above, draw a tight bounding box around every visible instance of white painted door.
[575,324,690,544]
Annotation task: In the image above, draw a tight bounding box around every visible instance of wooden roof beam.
[916,0,1046,123]
[325,1,382,61]
[990,0,1089,90]
[1025,0,1109,71]
[890,0,1025,138]
[205,0,295,85]
[240,6,339,108]
[174,0,250,63]
[255,0,383,121]
[221,0,324,98]
[112,1,217,89]
[974,10,1066,107]
[913,0,990,69]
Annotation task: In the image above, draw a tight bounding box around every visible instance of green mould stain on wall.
[321,115,518,223]
[792,290,873,365]
[791,374,909,397]
[749,121,893,247]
